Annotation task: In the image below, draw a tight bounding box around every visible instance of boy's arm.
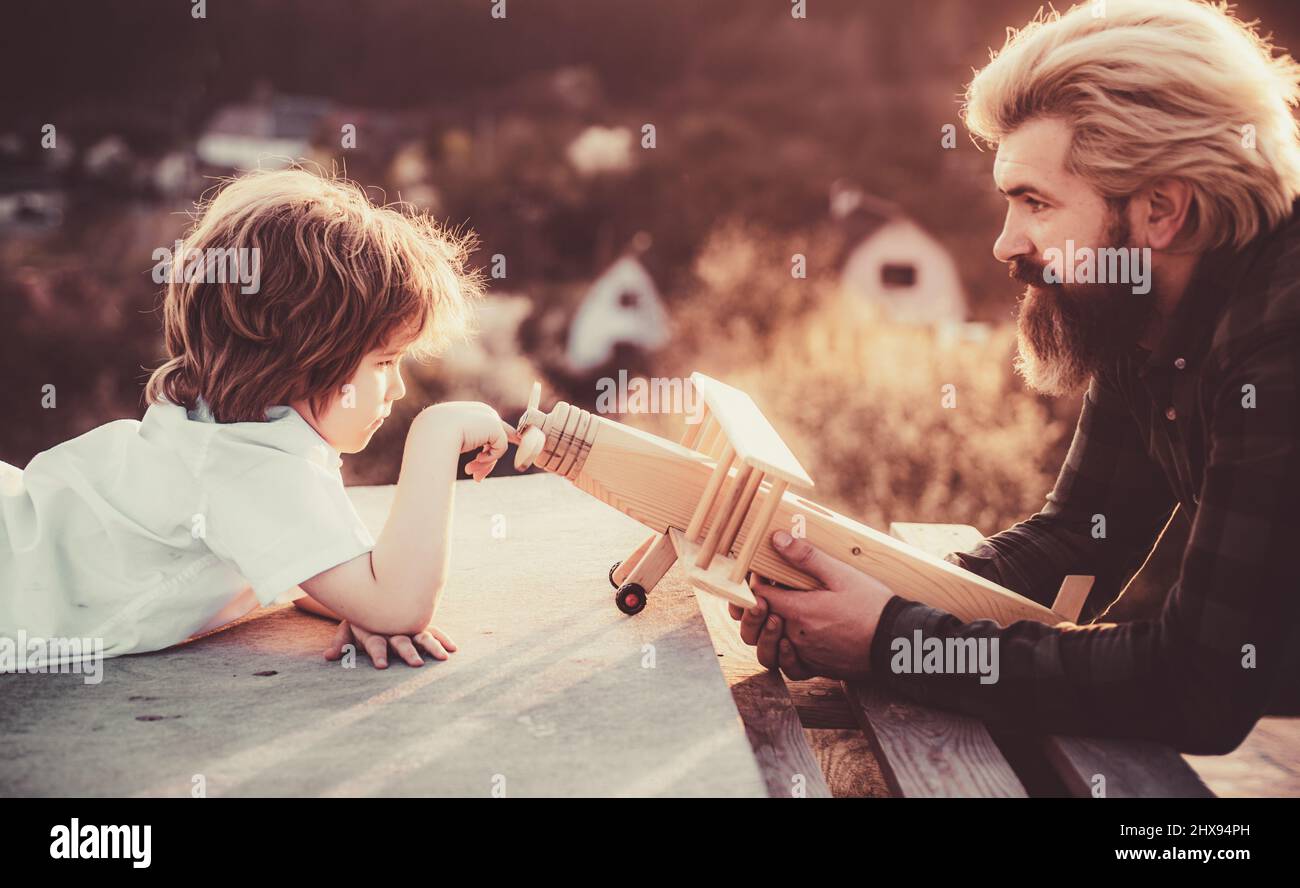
[292,594,341,620]
[297,409,467,636]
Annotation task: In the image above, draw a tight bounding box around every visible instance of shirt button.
[1165,406,1177,421]
[1174,357,1186,370]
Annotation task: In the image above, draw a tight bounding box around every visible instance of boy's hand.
[424,401,521,482]
[323,619,458,668]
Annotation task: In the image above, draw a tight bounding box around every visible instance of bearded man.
[733,0,1300,754]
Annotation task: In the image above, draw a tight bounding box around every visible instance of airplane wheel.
[608,561,622,589]
[615,583,647,616]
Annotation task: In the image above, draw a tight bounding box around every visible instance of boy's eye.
[1024,196,1046,211]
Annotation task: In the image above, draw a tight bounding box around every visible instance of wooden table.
[3,474,1292,797]
[694,519,1300,798]
[0,473,767,797]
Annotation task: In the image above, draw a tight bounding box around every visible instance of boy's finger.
[414,632,449,661]
[466,454,499,481]
[363,634,389,668]
[426,626,457,651]
[484,430,509,458]
[324,620,351,659]
[738,596,768,646]
[727,603,744,621]
[756,614,783,670]
[390,636,424,667]
[501,420,521,445]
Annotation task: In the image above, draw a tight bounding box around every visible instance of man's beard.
[1011,210,1156,397]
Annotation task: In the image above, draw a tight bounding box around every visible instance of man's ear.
[1138,177,1194,251]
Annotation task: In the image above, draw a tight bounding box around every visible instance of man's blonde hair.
[145,168,481,423]
[963,0,1300,251]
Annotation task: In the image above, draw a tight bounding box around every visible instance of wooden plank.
[785,677,859,729]
[1051,575,1094,622]
[694,589,833,798]
[889,521,1215,799]
[1184,717,1300,797]
[1046,737,1213,798]
[832,521,1029,797]
[840,680,1028,797]
[689,372,814,489]
[804,728,891,797]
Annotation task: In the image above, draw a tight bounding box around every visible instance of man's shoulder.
[1210,209,1300,361]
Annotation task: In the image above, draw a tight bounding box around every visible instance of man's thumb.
[770,530,853,589]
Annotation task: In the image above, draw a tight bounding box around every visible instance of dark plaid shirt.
[868,201,1300,755]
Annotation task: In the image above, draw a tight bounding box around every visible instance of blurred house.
[0,166,64,233]
[566,255,670,374]
[196,92,332,171]
[151,150,197,199]
[833,182,967,326]
[566,125,634,177]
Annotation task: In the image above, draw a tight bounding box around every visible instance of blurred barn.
[565,254,670,374]
[833,182,967,326]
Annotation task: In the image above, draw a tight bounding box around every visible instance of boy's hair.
[962,0,1300,251]
[145,167,481,423]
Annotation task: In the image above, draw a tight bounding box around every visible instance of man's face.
[993,117,1157,396]
[294,334,410,455]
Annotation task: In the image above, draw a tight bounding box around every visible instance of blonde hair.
[145,167,481,423]
[963,0,1300,251]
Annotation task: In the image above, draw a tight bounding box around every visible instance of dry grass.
[640,221,1070,535]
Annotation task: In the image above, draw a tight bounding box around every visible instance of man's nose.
[993,213,1033,264]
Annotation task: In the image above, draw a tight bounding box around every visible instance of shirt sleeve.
[200,447,377,607]
[869,334,1300,754]
[944,369,1177,609]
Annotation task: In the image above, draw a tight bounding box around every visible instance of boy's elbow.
[367,583,437,636]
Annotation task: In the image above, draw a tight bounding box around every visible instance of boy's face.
[293,338,410,455]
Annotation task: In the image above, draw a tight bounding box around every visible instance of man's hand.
[728,531,896,680]
[323,619,457,668]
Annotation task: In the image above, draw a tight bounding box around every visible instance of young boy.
[0,168,517,671]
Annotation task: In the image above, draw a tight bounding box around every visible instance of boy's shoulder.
[142,398,342,474]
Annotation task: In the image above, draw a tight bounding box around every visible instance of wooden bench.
[693,520,1300,798]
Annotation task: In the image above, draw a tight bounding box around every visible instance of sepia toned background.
[3,0,1298,535]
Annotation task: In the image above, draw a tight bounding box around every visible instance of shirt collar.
[186,395,343,471]
[1138,244,1235,377]
[1139,197,1300,376]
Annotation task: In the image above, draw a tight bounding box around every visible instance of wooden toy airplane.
[512,372,1076,626]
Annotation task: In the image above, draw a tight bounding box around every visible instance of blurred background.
[3,0,1298,534]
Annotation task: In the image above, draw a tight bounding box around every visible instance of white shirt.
[0,397,376,665]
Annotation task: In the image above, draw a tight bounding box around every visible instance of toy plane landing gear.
[512,374,1065,627]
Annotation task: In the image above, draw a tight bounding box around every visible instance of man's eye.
[1024,196,1046,211]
